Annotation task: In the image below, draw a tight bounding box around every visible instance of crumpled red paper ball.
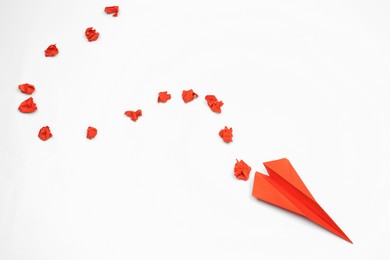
[105,6,119,17]
[45,44,59,57]
[85,27,100,42]
[87,126,98,139]
[219,126,233,143]
[234,159,252,181]
[158,91,171,103]
[18,83,35,95]
[205,95,224,113]
[18,97,37,113]
[182,89,198,103]
[38,126,52,141]
[125,109,142,121]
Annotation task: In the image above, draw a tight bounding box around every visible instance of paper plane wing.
[252,158,352,243]
[263,158,315,200]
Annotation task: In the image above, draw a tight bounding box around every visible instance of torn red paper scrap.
[85,27,100,42]
[18,97,37,113]
[182,89,198,103]
[125,109,142,121]
[18,83,35,95]
[219,126,233,143]
[105,6,119,17]
[252,158,352,243]
[234,159,252,181]
[205,95,224,113]
[158,91,171,103]
[45,44,59,57]
[38,126,52,141]
[87,126,98,139]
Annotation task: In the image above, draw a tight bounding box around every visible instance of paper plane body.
[252,158,352,243]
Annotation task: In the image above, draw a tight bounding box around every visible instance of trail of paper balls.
[15,5,354,244]
[16,5,248,180]
[18,87,230,140]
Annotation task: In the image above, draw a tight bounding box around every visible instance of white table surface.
[1,0,389,259]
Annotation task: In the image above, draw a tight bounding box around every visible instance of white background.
[1,0,389,259]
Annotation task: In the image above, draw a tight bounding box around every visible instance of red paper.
[234,159,251,181]
[125,109,142,121]
[18,97,37,113]
[252,158,352,243]
[18,83,35,95]
[158,91,171,103]
[105,6,119,17]
[85,27,100,42]
[205,95,224,113]
[87,126,98,139]
[45,44,59,57]
[219,126,233,143]
[182,89,198,103]
[38,126,52,141]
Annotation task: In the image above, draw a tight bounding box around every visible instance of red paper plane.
[252,158,352,243]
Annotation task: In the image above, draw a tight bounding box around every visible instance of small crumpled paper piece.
[158,91,171,103]
[45,44,59,57]
[85,27,100,42]
[125,109,142,121]
[182,89,198,103]
[105,6,119,17]
[87,126,98,139]
[219,126,233,143]
[234,159,252,181]
[18,83,35,95]
[38,126,52,141]
[205,95,224,113]
[18,97,37,113]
